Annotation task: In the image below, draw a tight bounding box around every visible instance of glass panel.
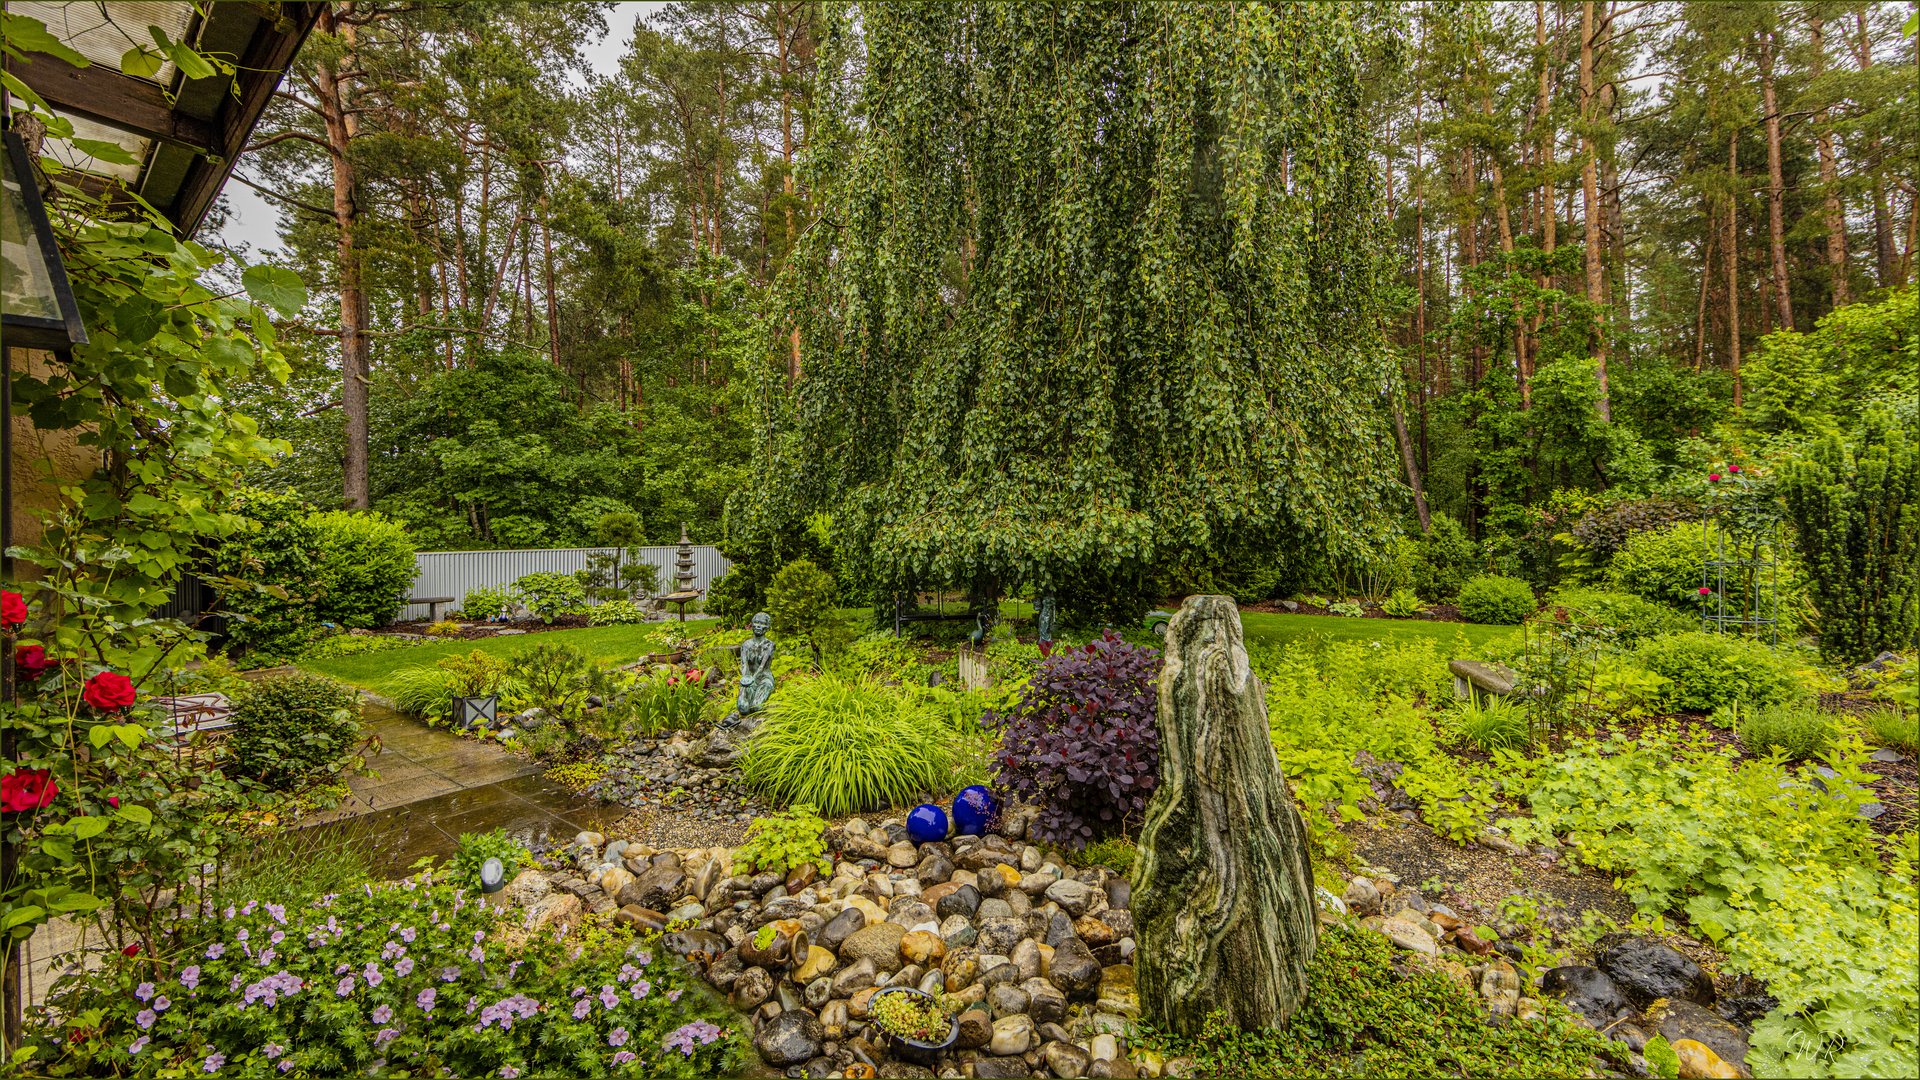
[43,110,150,182]
[1,147,62,323]
[10,1,193,84]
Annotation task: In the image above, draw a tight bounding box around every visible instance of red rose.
[81,671,137,710]
[1708,472,1721,482]
[1698,587,1712,596]
[1729,464,1742,473]
[14,644,48,679]
[107,796,120,809]
[1,590,25,625]
[121,943,140,958]
[1,769,59,813]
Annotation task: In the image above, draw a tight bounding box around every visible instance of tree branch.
[245,130,337,155]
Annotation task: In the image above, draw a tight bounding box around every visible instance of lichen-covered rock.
[754,1010,822,1066]
[841,922,908,972]
[1134,597,1318,1035]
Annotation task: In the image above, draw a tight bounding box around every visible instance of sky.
[212,2,662,258]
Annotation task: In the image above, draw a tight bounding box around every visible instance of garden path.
[301,704,624,879]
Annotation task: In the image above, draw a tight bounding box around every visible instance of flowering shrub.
[1605,520,1708,608]
[989,630,1161,848]
[22,873,743,1078]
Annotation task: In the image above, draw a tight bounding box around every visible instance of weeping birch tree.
[748,1,1405,621]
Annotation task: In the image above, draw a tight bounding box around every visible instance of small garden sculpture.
[1133,594,1319,1034]
[699,612,776,767]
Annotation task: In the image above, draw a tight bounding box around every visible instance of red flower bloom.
[1698,587,1712,596]
[107,796,120,809]
[81,671,137,711]
[1,769,59,813]
[121,943,140,958]
[1708,472,1721,482]
[14,644,48,679]
[1729,464,1742,473]
[1,590,25,625]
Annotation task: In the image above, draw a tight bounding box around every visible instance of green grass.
[298,621,717,691]
[1238,612,1519,652]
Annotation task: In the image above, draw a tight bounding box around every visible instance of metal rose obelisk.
[1132,595,1318,1033]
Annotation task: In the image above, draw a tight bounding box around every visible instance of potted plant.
[869,987,959,1065]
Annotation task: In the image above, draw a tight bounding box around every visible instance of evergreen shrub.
[1606,520,1707,608]
[227,672,363,789]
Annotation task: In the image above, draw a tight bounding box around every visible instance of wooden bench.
[1449,660,1518,706]
[410,595,456,621]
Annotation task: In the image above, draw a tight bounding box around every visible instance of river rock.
[754,1010,823,1066]
[1672,1038,1743,1079]
[901,930,946,967]
[818,907,868,953]
[990,1014,1035,1055]
[956,1006,993,1049]
[819,999,849,1039]
[733,966,774,1009]
[831,957,878,997]
[978,915,1026,955]
[917,854,955,885]
[887,841,919,868]
[1046,878,1094,917]
[1045,1040,1093,1078]
[794,945,837,983]
[986,983,1031,1018]
[1597,935,1716,1007]
[1648,998,1748,1067]
[1049,938,1101,998]
[841,922,907,972]
[507,869,551,907]
[939,914,978,948]
[1541,966,1635,1025]
[528,892,582,931]
[1024,978,1068,1025]
[1341,877,1381,917]
[937,884,982,920]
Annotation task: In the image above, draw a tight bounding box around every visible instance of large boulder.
[1133,596,1318,1034]
[1596,935,1715,1007]
[1540,966,1635,1025]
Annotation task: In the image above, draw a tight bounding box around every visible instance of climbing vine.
[746,2,1403,619]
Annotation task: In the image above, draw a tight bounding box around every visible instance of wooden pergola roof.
[3,0,321,237]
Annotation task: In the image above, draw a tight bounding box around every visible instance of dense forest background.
[229,1,1917,584]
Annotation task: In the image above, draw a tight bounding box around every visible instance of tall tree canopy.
[748,3,1405,618]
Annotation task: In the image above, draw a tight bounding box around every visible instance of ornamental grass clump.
[741,676,956,817]
[21,872,743,1078]
[989,630,1161,849]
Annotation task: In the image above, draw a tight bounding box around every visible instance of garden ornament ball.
[906,803,950,844]
[952,785,999,836]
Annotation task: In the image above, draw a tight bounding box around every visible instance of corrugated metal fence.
[399,545,732,621]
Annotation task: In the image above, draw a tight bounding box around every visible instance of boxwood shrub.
[1635,631,1799,713]
[308,511,417,628]
[1455,574,1537,625]
[227,672,365,789]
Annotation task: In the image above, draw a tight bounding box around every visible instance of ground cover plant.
[1503,730,1918,1078]
[1135,923,1620,1078]
[21,872,743,1078]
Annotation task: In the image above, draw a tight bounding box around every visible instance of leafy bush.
[1380,588,1423,617]
[1567,497,1699,561]
[1450,698,1531,753]
[732,806,830,877]
[459,584,515,620]
[203,488,325,663]
[766,557,842,665]
[742,676,957,817]
[1456,574,1537,625]
[1635,632,1799,713]
[1728,701,1841,760]
[425,619,462,637]
[989,630,1161,849]
[1327,600,1366,617]
[512,571,590,623]
[1606,520,1707,608]
[1136,924,1619,1078]
[300,633,419,661]
[589,599,650,625]
[450,827,531,887]
[1503,731,1914,1079]
[24,872,744,1078]
[625,668,710,736]
[227,673,364,789]
[1413,511,1480,600]
[441,649,510,697]
[308,510,418,629]
[1547,586,1697,644]
[703,569,757,628]
[1779,409,1919,663]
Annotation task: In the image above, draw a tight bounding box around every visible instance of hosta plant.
[988,630,1161,849]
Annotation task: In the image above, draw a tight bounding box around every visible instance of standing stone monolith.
[1132,594,1318,1034]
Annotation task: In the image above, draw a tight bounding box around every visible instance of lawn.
[1238,611,1519,653]
[299,619,718,690]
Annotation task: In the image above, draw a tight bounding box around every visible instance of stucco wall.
[6,346,96,569]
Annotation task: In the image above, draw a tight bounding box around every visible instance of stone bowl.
[869,986,958,1066]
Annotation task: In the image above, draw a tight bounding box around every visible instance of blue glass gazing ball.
[951,785,998,837]
[906,804,950,844]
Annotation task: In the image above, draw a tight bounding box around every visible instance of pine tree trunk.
[1810,17,1850,308]
[318,3,370,510]
[1760,27,1793,331]
[1854,8,1897,285]
[1579,1,1611,419]
[1134,596,1318,1036]
[1726,131,1743,407]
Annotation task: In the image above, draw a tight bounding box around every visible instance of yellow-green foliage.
[544,761,608,792]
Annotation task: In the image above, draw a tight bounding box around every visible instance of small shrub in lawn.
[766,557,844,665]
[425,619,462,637]
[1635,631,1799,713]
[1606,520,1708,608]
[227,673,364,789]
[989,629,1161,849]
[589,599,650,625]
[1727,701,1840,760]
[1380,587,1424,617]
[307,510,417,628]
[1456,574,1538,625]
[383,665,456,724]
[22,873,743,1077]
[743,676,956,817]
[507,642,591,717]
